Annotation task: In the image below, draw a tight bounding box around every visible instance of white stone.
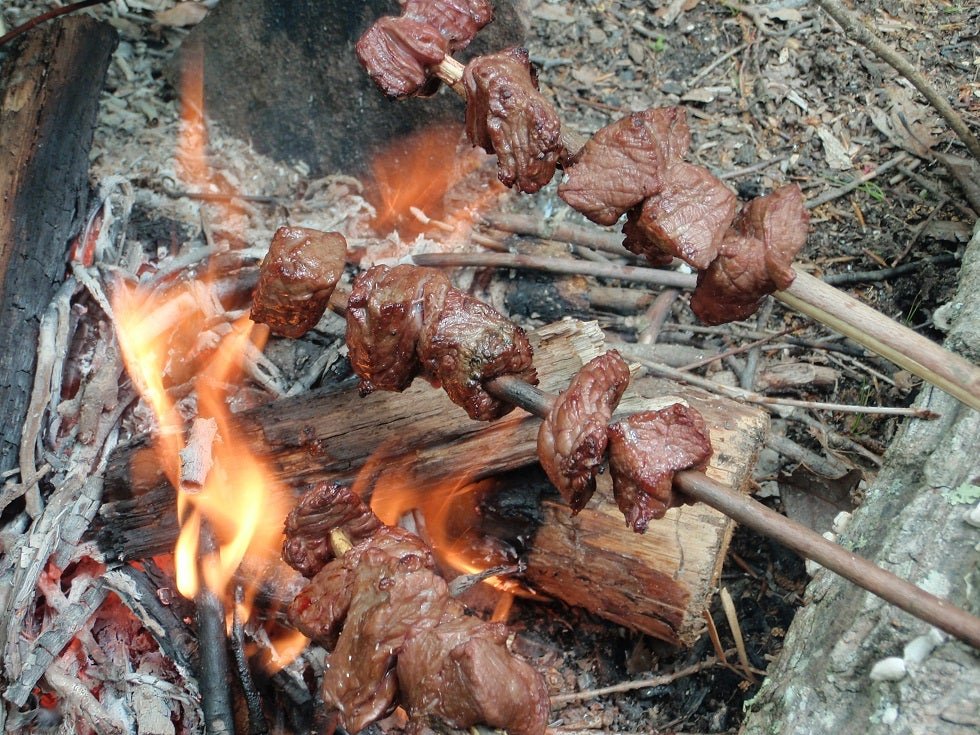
[966,502,980,529]
[870,657,907,682]
[832,511,852,535]
[903,632,940,665]
[881,706,899,725]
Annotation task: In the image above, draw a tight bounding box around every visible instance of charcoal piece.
[690,184,808,325]
[622,162,737,270]
[250,227,347,338]
[355,15,449,98]
[536,351,631,512]
[403,0,493,51]
[345,264,452,395]
[319,540,452,732]
[462,47,562,193]
[558,107,691,225]
[282,482,382,578]
[398,615,550,735]
[418,287,538,421]
[608,403,713,533]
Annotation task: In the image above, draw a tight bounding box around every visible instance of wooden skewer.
[483,374,980,650]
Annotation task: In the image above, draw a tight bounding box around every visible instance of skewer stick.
[483,375,980,650]
[425,49,980,410]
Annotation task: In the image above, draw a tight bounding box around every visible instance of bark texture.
[0,17,117,476]
[740,223,980,735]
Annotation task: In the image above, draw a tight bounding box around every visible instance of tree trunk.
[740,223,980,735]
[0,17,118,477]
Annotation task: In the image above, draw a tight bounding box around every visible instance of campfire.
[2,1,979,734]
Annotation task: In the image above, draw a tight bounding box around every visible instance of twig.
[483,375,980,648]
[719,587,756,683]
[676,325,799,373]
[196,526,234,735]
[44,657,127,735]
[897,165,978,220]
[637,289,679,344]
[767,433,850,479]
[550,656,720,705]
[0,0,112,47]
[232,585,269,735]
[621,351,938,419]
[481,212,630,256]
[813,0,980,163]
[823,253,959,286]
[805,153,909,209]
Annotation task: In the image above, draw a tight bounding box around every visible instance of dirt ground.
[1,1,977,733]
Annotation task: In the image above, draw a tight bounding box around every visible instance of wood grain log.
[93,320,768,644]
[0,17,117,476]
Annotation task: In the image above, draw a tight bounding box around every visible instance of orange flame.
[112,47,288,621]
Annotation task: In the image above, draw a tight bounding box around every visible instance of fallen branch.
[549,655,721,705]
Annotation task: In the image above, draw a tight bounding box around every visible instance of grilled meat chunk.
[537,351,631,512]
[419,288,538,421]
[399,614,550,735]
[608,403,712,533]
[346,265,452,395]
[691,184,808,325]
[463,47,563,193]
[621,162,737,269]
[402,0,493,51]
[355,16,449,98]
[559,107,691,225]
[250,227,346,338]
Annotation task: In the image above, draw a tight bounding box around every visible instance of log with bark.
[0,17,117,482]
[92,320,769,644]
[740,223,980,735]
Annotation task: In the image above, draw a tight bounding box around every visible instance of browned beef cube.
[402,0,493,51]
[622,206,674,267]
[418,287,538,421]
[622,162,737,269]
[346,264,451,395]
[355,16,448,98]
[690,184,808,325]
[398,614,550,735]
[282,482,383,578]
[558,107,691,225]
[320,543,453,733]
[250,227,346,338]
[537,351,631,512]
[608,404,712,533]
[463,47,563,193]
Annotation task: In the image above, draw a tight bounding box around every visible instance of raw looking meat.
[345,264,451,395]
[355,15,448,98]
[463,47,563,193]
[418,287,538,421]
[558,107,691,225]
[249,227,346,338]
[536,351,631,512]
[282,483,549,735]
[620,162,737,270]
[690,184,809,325]
[402,0,493,51]
[607,403,713,533]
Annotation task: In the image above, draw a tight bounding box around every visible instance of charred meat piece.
[250,227,346,338]
[346,264,452,395]
[463,47,563,193]
[399,614,550,735]
[690,184,808,325]
[419,287,538,421]
[319,538,452,732]
[621,162,737,270]
[355,16,449,98]
[537,351,631,512]
[608,403,712,533]
[558,107,691,225]
[282,482,383,578]
[622,206,675,268]
[402,0,493,51]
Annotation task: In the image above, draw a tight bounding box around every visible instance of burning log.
[0,16,117,486]
[93,319,767,644]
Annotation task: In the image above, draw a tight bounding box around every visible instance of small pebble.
[966,502,980,528]
[869,656,907,682]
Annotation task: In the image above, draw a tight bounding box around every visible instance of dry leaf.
[154,2,209,28]
[868,84,939,157]
[779,466,861,533]
[815,126,853,170]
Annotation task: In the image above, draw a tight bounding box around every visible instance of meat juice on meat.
[536,351,631,512]
[608,403,713,533]
[250,227,346,338]
[558,107,691,225]
[463,47,563,193]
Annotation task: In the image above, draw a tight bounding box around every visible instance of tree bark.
[740,223,980,735]
[0,17,118,476]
